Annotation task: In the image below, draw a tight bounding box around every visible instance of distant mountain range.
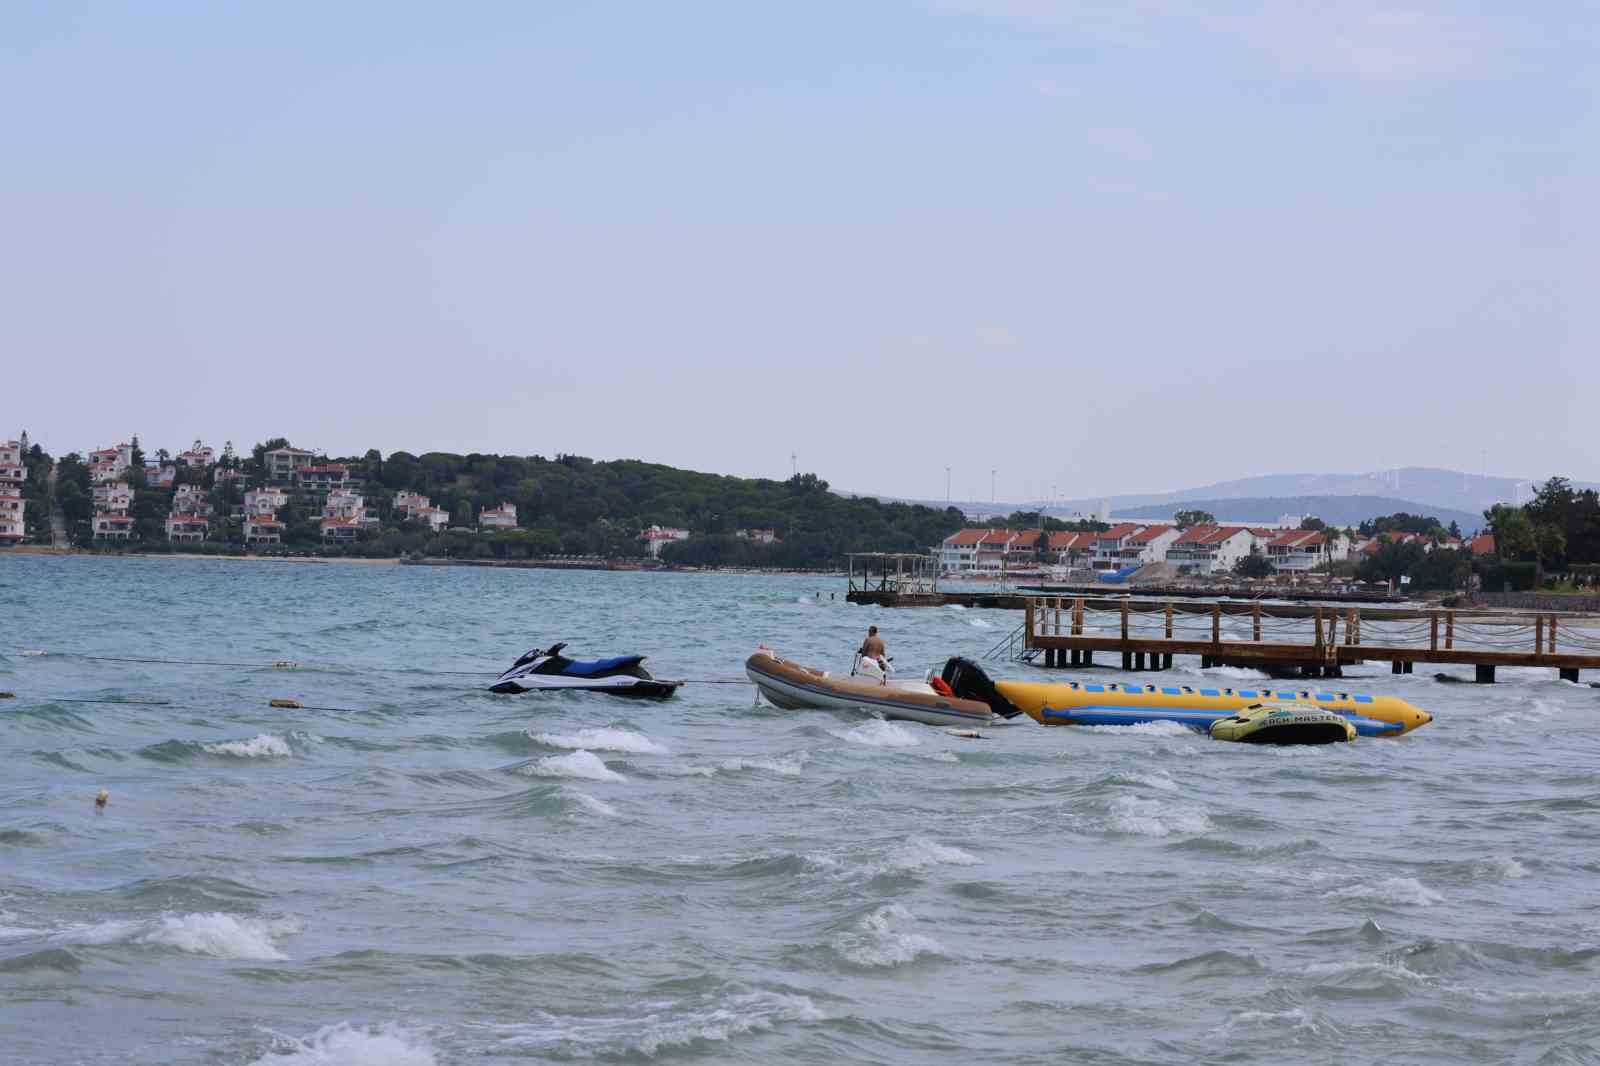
[1111,495,1483,534]
[850,467,1598,534]
[1044,468,1598,519]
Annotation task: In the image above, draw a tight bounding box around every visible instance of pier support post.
[1392,660,1403,675]
[1560,668,1579,683]
[1163,653,1173,669]
[1475,664,1496,684]
[1083,651,1094,667]
[1135,652,1146,671]
[1122,651,1133,671]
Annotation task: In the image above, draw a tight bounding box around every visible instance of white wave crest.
[1082,720,1196,738]
[672,754,809,777]
[53,913,302,959]
[1201,665,1272,680]
[204,734,291,758]
[1106,796,1213,837]
[532,728,668,756]
[837,904,946,967]
[248,1022,436,1065]
[883,836,980,873]
[1218,1007,1325,1035]
[142,913,303,959]
[944,603,966,611]
[571,791,619,818]
[522,750,625,783]
[829,720,922,749]
[1476,855,1529,880]
[967,618,995,629]
[493,991,822,1057]
[1323,876,1442,907]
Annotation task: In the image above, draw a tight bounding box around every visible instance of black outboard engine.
[941,657,1023,719]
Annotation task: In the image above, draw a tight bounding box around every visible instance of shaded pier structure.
[1010,597,1600,683]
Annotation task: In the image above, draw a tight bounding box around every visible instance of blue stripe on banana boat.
[1038,703,1403,737]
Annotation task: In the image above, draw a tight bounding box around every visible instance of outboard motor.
[941,657,1023,719]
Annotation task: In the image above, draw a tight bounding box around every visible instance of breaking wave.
[247,1022,436,1065]
[835,905,946,968]
[531,728,667,756]
[519,750,625,783]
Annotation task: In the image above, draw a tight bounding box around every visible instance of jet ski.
[490,643,682,699]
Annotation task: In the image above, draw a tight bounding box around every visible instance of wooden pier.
[1018,596,1600,684]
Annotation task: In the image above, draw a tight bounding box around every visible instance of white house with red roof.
[413,505,450,532]
[292,464,348,493]
[1266,530,1330,572]
[165,514,209,543]
[176,441,215,468]
[1046,531,1096,568]
[1166,525,1256,574]
[89,443,133,483]
[319,516,364,542]
[264,446,316,482]
[479,502,518,530]
[93,512,135,541]
[243,516,284,545]
[93,482,133,512]
[0,484,23,543]
[641,524,691,557]
[937,528,987,571]
[393,490,430,518]
[243,487,288,517]
[0,440,24,486]
[1091,523,1149,570]
[173,484,212,517]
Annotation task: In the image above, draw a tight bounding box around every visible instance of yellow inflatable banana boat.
[990,677,1433,736]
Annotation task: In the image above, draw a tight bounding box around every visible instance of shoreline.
[0,549,842,576]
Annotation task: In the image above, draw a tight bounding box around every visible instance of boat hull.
[995,678,1431,735]
[746,653,993,728]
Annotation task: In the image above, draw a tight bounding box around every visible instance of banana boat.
[990,676,1432,736]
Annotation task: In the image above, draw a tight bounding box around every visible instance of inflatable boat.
[745,649,1008,728]
[939,659,1432,737]
[490,643,681,699]
[1209,703,1356,745]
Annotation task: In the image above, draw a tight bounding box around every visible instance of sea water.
[2,555,1599,1064]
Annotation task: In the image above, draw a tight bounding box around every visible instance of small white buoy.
[95,788,108,811]
[946,730,984,740]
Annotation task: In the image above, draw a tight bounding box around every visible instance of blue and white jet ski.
[489,642,681,699]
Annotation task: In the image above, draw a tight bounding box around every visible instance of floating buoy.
[946,729,984,740]
[20,650,47,657]
[0,691,14,700]
[269,698,301,709]
[272,661,297,668]
[95,789,108,810]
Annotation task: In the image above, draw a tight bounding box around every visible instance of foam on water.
[1082,720,1197,739]
[247,1022,436,1066]
[521,750,625,783]
[1323,876,1443,907]
[203,734,292,758]
[1200,665,1272,680]
[836,904,946,967]
[1476,855,1530,880]
[493,990,823,1057]
[570,791,620,818]
[879,836,981,873]
[829,720,922,748]
[52,913,302,959]
[1105,796,1213,837]
[532,727,668,756]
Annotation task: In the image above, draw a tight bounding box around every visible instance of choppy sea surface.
[3,555,1600,1065]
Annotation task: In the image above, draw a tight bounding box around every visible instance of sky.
[5,1,1596,503]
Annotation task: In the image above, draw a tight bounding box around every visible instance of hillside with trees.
[34,441,967,569]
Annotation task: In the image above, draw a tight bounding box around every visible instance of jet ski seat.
[562,655,646,677]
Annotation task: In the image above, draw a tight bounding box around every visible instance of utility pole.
[945,466,951,504]
[991,468,996,506]
[791,452,797,479]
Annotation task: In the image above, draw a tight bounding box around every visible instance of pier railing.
[1021,596,1600,682]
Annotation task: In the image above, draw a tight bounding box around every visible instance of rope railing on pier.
[1022,596,1600,662]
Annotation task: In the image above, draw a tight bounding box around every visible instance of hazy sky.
[6,2,1595,502]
